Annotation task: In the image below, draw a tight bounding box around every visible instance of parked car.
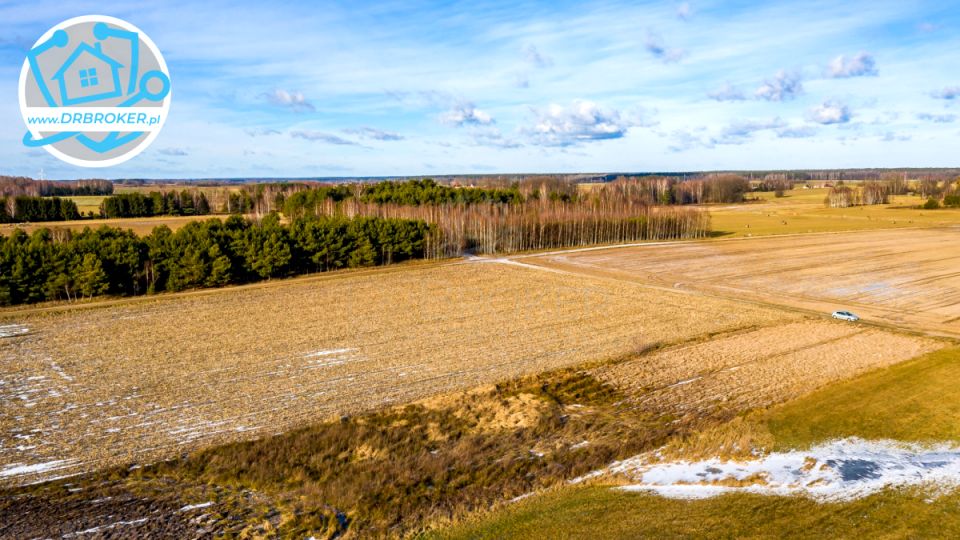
[832,310,860,322]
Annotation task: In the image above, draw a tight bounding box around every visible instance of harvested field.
[0,262,795,486]
[525,227,960,336]
[592,321,940,419]
[0,214,214,236]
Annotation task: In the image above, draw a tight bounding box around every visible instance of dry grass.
[707,188,960,237]
[526,227,960,337]
[0,214,216,236]
[0,261,793,486]
[592,320,941,421]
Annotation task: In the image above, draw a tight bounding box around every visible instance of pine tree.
[75,253,108,298]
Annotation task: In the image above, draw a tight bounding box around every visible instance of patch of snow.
[609,438,960,501]
[62,517,150,537]
[304,348,354,357]
[179,501,214,512]
[0,460,72,478]
[0,324,29,338]
[570,440,591,450]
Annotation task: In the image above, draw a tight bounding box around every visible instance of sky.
[1,0,959,179]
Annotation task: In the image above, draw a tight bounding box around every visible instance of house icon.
[51,42,124,106]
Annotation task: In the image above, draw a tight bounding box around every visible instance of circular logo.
[18,15,171,168]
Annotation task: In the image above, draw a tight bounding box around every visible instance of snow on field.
[0,460,74,478]
[0,324,29,338]
[606,438,960,501]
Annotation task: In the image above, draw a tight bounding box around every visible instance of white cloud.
[708,82,746,101]
[260,89,315,112]
[807,101,852,124]
[470,127,523,149]
[826,52,877,78]
[755,70,803,101]
[441,102,495,126]
[932,86,960,100]
[714,117,786,144]
[343,127,405,141]
[916,113,957,123]
[289,130,360,145]
[644,30,687,63]
[524,100,633,146]
[677,2,693,20]
[522,44,553,68]
[777,126,819,138]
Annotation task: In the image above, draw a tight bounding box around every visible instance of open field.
[0,214,218,236]
[708,189,960,237]
[437,346,960,539]
[592,321,939,419]
[0,261,798,486]
[64,195,107,215]
[523,227,960,337]
[0,315,940,537]
[3,209,959,536]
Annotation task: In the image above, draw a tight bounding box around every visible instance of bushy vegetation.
[0,196,80,222]
[0,214,435,305]
[100,191,212,218]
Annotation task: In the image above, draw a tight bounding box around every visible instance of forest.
[0,214,435,305]
[0,196,80,223]
[100,191,213,218]
[282,178,711,256]
[0,176,113,197]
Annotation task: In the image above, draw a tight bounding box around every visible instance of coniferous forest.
[0,214,434,305]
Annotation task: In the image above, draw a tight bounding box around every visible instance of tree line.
[100,191,212,218]
[598,175,752,205]
[0,214,435,305]
[293,198,710,257]
[0,176,113,197]
[0,196,80,222]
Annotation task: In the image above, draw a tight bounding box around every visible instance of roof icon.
[51,42,124,106]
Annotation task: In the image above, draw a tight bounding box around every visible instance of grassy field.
[708,188,960,237]
[65,194,107,215]
[437,346,960,539]
[524,227,960,337]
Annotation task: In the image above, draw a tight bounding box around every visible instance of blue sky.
[1,0,959,179]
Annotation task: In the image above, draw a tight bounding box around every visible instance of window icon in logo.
[79,68,99,88]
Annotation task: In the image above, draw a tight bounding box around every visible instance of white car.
[832,310,860,322]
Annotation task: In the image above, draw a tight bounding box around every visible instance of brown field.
[593,320,939,420]
[0,214,217,236]
[0,261,797,486]
[523,227,960,337]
